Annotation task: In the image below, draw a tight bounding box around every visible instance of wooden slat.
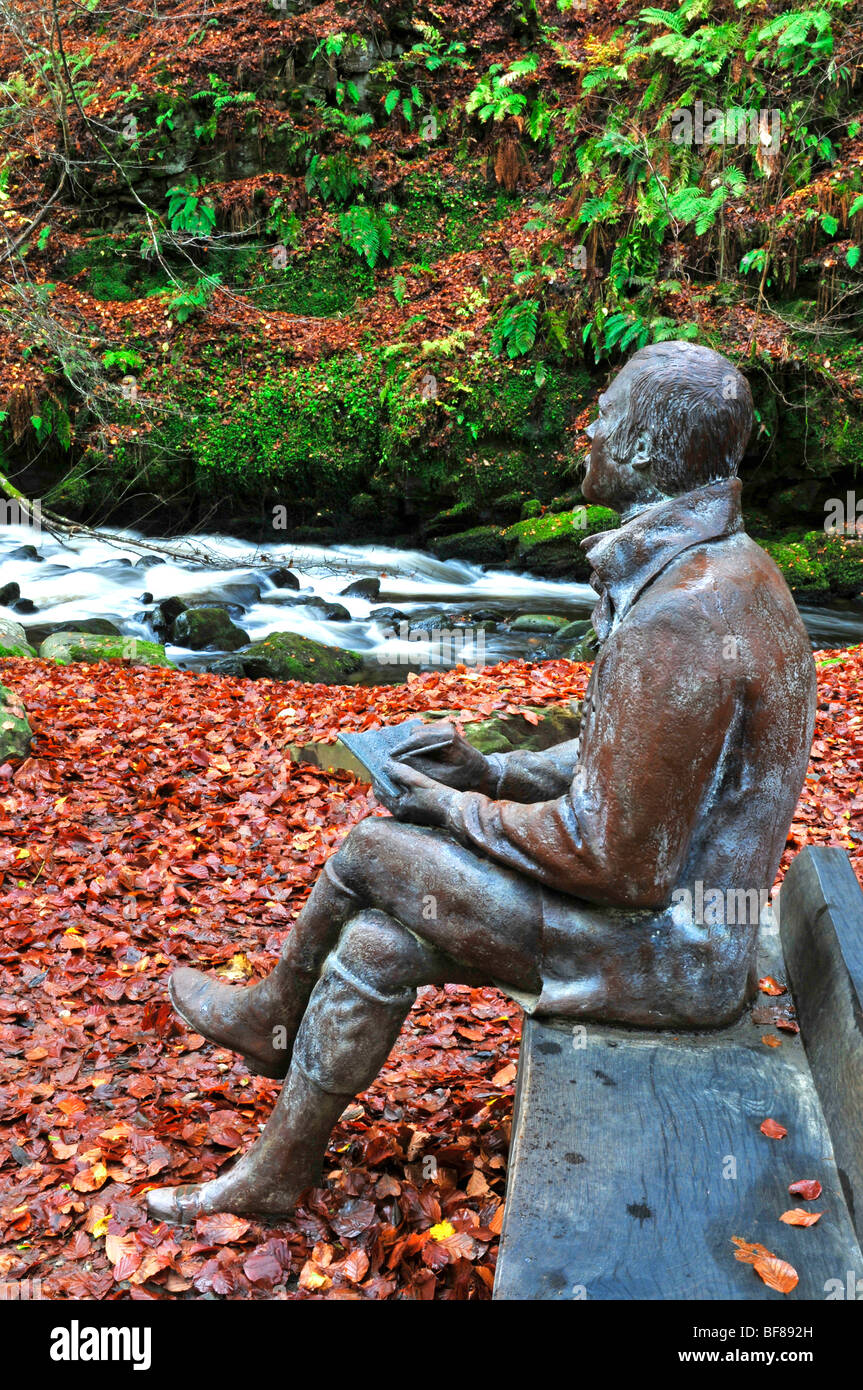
[495,917,863,1299]
[780,846,863,1244]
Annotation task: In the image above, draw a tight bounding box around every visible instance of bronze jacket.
[445,479,817,1023]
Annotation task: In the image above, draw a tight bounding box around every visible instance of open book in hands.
[341,719,460,811]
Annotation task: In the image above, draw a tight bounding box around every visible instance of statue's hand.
[390,721,492,792]
[385,759,457,828]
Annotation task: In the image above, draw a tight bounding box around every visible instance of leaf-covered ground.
[0,651,859,1299]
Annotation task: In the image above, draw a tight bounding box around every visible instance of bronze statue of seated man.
[147,341,816,1222]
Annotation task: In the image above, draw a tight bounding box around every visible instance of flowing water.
[1,523,860,677]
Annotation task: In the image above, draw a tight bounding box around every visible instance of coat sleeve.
[486,736,583,803]
[445,599,738,907]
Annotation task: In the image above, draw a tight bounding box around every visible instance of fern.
[338,205,394,268]
[491,299,539,358]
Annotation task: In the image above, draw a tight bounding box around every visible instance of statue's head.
[583,341,754,514]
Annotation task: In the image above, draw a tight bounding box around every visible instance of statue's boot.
[168,860,362,1078]
[147,917,415,1222]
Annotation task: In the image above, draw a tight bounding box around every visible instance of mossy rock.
[803,532,863,599]
[430,525,509,567]
[445,701,582,756]
[0,643,37,659]
[26,618,123,648]
[0,618,32,659]
[504,506,619,579]
[173,606,250,651]
[511,614,572,634]
[239,631,363,684]
[557,619,594,641]
[39,633,175,666]
[760,539,828,598]
[0,684,32,761]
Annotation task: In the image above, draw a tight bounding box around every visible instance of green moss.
[760,540,828,597]
[239,632,362,684]
[246,240,376,316]
[430,525,509,566]
[0,644,37,659]
[504,506,618,578]
[39,633,175,666]
[0,683,31,761]
[803,531,863,598]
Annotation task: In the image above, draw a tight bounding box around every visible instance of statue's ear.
[631,430,652,472]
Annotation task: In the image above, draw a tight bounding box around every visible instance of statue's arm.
[485,737,582,803]
[443,603,736,905]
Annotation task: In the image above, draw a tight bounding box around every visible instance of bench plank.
[495,930,863,1299]
[780,846,863,1244]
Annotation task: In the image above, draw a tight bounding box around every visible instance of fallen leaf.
[788,1179,822,1201]
[779,1209,822,1227]
[760,1117,788,1139]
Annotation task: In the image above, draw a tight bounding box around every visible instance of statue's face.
[583,364,662,512]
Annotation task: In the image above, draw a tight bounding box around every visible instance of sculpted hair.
[608,342,754,494]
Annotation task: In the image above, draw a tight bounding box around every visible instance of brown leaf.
[758,976,787,996]
[779,1208,822,1227]
[760,1117,788,1139]
[788,1179,822,1201]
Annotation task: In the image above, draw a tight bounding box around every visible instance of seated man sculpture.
[147,341,817,1222]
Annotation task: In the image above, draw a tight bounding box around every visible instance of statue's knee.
[335,910,421,993]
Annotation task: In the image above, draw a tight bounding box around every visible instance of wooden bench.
[494,847,863,1300]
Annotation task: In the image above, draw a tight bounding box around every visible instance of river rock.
[0,582,20,606]
[320,602,351,622]
[25,617,124,647]
[7,545,41,562]
[370,607,409,624]
[172,606,250,651]
[265,567,300,589]
[511,614,572,634]
[0,616,36,659]
[239,631,362,683]
[557,618,593,641]
[205,654,247,677]
[459,700,583,756]
[175,582,261,609]
[340,577,380,600]
[0,684,31,761]
[12,598,37,614]
[39,633,174,667]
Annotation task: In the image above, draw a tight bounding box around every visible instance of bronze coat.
[446,479,817,1024]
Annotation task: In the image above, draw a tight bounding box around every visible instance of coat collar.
[582,478,743,639]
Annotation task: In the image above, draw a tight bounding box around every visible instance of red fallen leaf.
[492,1062,517,1087]
[105,1232,142,1281]
[761,1034,782,1048]
[57,1097,86,1116]
[776,1017,800,1034]
[780,1209,822,1227]
[788,1179,822,1201]
[753,1255,799,1294]
[732,1237,799,1293]
[758,976,787,996]
[207,1111,244,1148]
[243,1251,284,1285]
[342,1248,370,1284]
[760,1117,788,1139]
[196,1212,252,1245]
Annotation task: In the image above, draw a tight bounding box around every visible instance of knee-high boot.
[166,859,362,1078]
[147,938,415,1222]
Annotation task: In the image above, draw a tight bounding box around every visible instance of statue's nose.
[585,419,597,440]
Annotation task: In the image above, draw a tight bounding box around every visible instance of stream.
[1,522,861,678]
